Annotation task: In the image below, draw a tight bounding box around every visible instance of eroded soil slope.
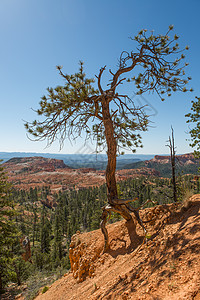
[35,195,200,300]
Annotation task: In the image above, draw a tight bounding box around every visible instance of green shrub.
[42,286,49,294]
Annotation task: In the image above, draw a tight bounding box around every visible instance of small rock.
[15,293,23,299]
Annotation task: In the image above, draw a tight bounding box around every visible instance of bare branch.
[96,66,106,95]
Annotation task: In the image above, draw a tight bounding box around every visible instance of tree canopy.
[186,96,200,157]
[25,25,191,154]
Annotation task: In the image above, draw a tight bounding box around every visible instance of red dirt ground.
[34,195,200,299]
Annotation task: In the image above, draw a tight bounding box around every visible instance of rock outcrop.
[4,156,69,172]
[69,230,103,283]
[152,153,198,165]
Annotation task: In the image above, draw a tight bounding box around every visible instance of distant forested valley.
[2,173,200,298]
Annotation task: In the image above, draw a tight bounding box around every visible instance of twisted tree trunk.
[102,100,118,202]
[100,99,137,251]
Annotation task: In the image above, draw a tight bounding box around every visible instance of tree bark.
[102,99,132,218]
[100,99,137,251]
[102,100,118,203]
[168,127,177,202]
[171,152,177,202]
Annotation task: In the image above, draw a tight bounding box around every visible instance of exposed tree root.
[100,198,157,252]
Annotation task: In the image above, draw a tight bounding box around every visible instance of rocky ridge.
[151,153,198,165]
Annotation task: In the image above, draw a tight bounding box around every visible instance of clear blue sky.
[0,0,200,155]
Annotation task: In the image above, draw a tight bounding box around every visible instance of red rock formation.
[151,153,198,165]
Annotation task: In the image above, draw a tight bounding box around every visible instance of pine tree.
[25,26,191,250]
[32,208,38,247]
[40,206,51,254]
[186,96,200,157]
[0,163,20,292]
[51,213,63,268]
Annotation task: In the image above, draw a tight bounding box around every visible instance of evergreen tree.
[186,96,200,157]
[32,208,38,247]
[25,26,191,250]
[51,214,63,267]
[40,206,51,254]
[0,163,20,291]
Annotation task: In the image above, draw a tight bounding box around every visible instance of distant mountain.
[4,156,70,173]
[0,152,154,169]
[2,156,160,192]
[2,156,105,192]
[124,153,199,177]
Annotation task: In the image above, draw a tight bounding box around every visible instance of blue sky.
[0,0,200,155]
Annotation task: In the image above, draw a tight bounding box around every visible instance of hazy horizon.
[0,150,192,156]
